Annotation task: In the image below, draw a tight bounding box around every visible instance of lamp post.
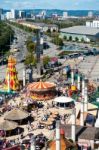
[71,69,74,86]
[71,108,76,142]
[56,120,61,150]
[84,77,88,112]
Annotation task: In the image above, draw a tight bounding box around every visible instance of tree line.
[0,21,14,55]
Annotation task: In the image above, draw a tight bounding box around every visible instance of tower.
[5,56,19,91]
[36,29,43,76]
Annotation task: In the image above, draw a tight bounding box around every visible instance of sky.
[0,0,99,10]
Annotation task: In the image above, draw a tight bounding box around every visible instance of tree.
[69,36,72,41]
[24,53,37,66]
[52,36,64,46]
[47,28,51,33]
[63,36,67,41]
[27,42,36,53]
[81,38,84,43]
[75,37,79,42]
[43,56,50,66]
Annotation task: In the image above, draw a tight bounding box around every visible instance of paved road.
[78,55,99,86]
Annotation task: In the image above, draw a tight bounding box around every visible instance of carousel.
[27,81,56,101]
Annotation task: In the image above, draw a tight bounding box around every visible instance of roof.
[0,118,18,131]
[60,26,99,36]
[54,96,74,103]
[4,108,29,121]
[27,81,56,91]
[61,124,99,140]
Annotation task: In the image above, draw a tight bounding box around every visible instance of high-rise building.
[0,8,3,20]
[6,12,12,20]
[63,12,68,19]
[11,9,16,19]
[19,11,26,19]
[0,8,3,15]
[88,11,93,18]
[40,10,46,19]
[6,9,16,20]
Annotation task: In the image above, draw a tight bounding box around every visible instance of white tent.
[54,96,74,103]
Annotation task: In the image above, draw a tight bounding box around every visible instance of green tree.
[52,36,64,46]
[81,38,84,43]
[43,56,50,66]
[24,53,37,66]
[75,37,79,42]
[63,36,67,41]
[27,42,36,53]
[69,36,72,41]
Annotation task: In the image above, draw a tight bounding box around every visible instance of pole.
[80,102,84,126]
[23,68,26,87]
[71,70,74,85]
[84,86,88,112]
[36,29,41,76]
[82,80,85,98]
[56,121,61,150]
[77,75,80,90]
[71,108,76,142]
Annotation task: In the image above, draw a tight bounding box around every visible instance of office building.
[88,11,93,18]
[19,11,26,19]
[63,11,68,19]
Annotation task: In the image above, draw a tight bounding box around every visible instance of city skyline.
[0,0,99,10]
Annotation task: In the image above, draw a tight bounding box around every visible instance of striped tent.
[27,81,56,92]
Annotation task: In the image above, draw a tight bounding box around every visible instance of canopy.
[27,81,56,91]
[54,96,74,103]
[4,108,29,121]
[0,119,18,131]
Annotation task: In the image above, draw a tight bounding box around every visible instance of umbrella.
[4,108,29,121]
[0,119,18,131]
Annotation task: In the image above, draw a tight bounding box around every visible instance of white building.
[63,12,68,19]
[11,9,16,19]
[86,20,99,28]
[88,11,93,18]
[6,9,16,20]
[19,11,26,18]
[6,12,12,20]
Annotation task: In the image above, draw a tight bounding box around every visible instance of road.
[10,25,29,62]
[0,24,62,81]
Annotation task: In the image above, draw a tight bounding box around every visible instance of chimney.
[23,68,26,87]
[80,102,84,126]
[30,135,36,150]
[71,70,74,85]
[71,109,76,142]
[82,79,85,98]
[77,75,80,90]
[84,86,88,112]
[56,121,61,150]
[8,72,10,92]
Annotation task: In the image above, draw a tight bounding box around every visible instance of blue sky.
[0,0,99,10]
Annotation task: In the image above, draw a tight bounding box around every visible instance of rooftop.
[60,26,99,36]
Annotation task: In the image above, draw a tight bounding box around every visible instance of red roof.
[27,81,56,91]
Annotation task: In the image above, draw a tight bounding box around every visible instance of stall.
[27,81,56,101]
